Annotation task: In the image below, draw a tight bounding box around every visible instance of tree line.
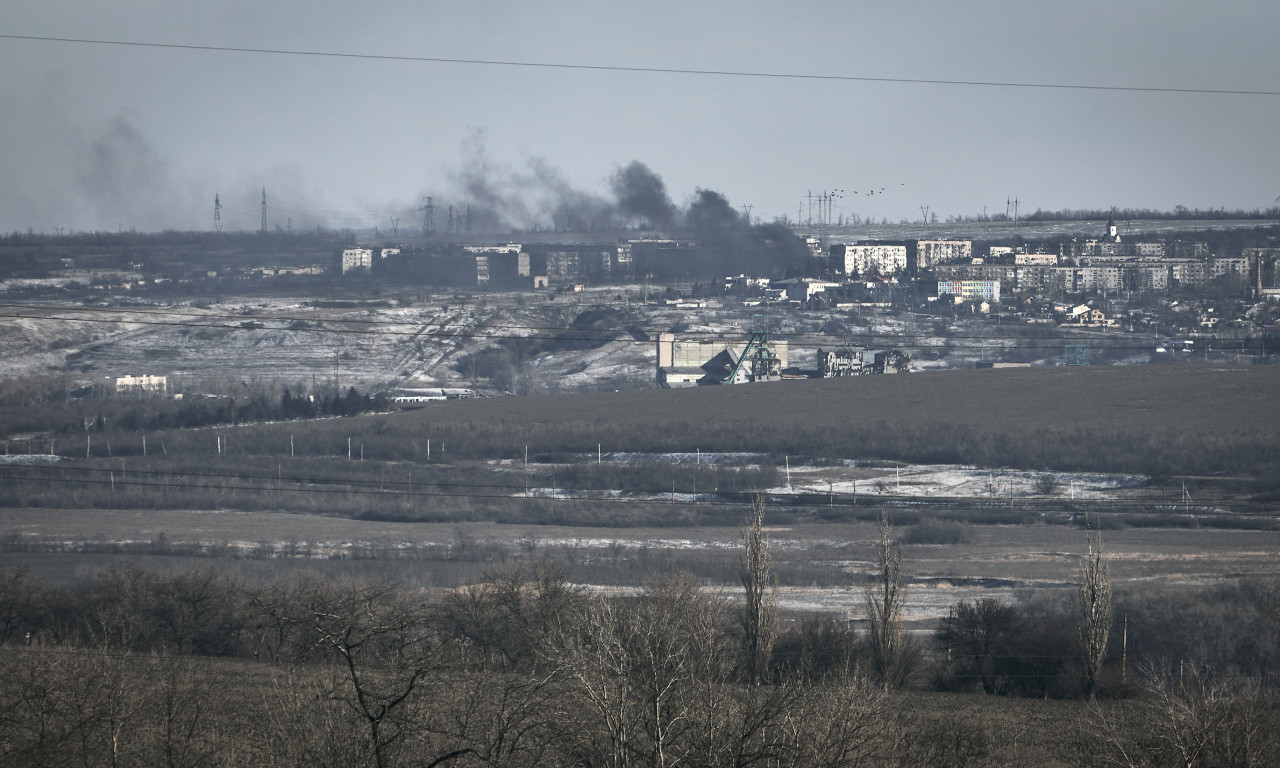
[2,512,1279,766]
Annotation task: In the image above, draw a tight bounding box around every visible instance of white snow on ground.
[569,584,1030,621]
[770,463,1143,501]
[593,452,765,465]
[0,289,1102,391]
[0,454,64,464]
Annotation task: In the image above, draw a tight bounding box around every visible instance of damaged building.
[816,346,911,376]
[656,332,788,388]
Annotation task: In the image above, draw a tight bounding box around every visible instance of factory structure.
[657,324,909,387]
[656,323,787,387]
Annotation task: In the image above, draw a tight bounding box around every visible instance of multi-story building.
[934,263,1018,286]
[1015,253,1058,266]
[937,279,1001,303]
[1209,256,1251,280]
[1169,259,1207,287]
[915,240,972,270]
[1125,264,1170,292]
[1169,241,1210,259]
[818,346,864,377]
[829,243,908,276]
[340,248,373,273]
[1076,265,1124,293]
[1016,265,1077,294]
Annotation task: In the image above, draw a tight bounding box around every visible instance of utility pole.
[390,217,398,237]
[214,194,222,233]
[261,187,267,233]
[919,205,930,226]
[742,204,753,226]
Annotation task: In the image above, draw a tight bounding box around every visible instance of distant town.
[1,213,1276,398]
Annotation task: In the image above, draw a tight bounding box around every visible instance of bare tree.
[550,573,732,768]
[291,580,445,768]
[740,494,779,684]
[865,513,911,689]
[1086,662,1280,768]
[1079,521,1112,699]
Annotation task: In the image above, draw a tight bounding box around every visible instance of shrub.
[903,518,972,545]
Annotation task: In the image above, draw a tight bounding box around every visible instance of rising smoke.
[437,131,690,234]
[610,161,678,229]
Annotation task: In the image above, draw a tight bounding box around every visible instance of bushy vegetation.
[1,560,1278,767]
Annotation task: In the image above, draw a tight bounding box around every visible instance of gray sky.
[2,0,1278,233]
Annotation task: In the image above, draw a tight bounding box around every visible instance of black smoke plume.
[610,161,678,229]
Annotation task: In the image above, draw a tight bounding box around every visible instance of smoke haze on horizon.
[2,0,1279,234]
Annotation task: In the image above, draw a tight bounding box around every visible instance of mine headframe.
[727,314,782,384]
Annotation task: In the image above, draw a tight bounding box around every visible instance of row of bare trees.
[2,508,1279,766]
[0,561,903,767]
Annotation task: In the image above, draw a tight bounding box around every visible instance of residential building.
[1015,253,1058,266]
[340,248,373,273]
[829,243,908,276]
[916,240,972,269]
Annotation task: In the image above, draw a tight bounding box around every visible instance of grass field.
[2,361,1277,631]
[241,362,1280,477]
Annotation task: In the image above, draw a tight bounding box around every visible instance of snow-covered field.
[0,290,1075,394]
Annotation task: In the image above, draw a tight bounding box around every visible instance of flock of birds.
[842,182,906,197]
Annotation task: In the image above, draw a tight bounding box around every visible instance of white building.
[341,248,373,273]
[115,374,168,395]
[773,277,841,302]
[462,243,522,255]
[830,243,908,276]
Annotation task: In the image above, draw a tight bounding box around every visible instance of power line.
[2,33,1279,98]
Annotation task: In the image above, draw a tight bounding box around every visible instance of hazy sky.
[2,1,1278,233]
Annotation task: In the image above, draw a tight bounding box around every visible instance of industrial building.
[656,331,788,387]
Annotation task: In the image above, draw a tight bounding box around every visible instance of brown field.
[5,506,1277,626]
